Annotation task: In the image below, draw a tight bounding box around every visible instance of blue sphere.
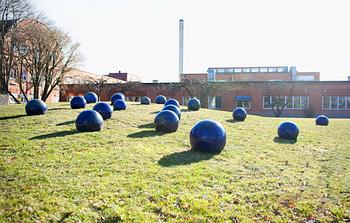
[113,99,127,110]
[164,99,179,108]
[70,96,87,109]
[190,119,226,154]
[233,107,247,121]
[111,92,125,105]
[162,104,181,120]
[187,98,201,111]
[76,110,104,132]
[25,99,48,115]
[93,102,113,120]
[316,115,329,126]
[155,95,166,104]
[154,110,179,133]
[141,96,151,105]
[278,121,299,140]
[84,92,98,103]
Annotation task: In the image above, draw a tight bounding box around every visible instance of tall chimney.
[179,19,184,77]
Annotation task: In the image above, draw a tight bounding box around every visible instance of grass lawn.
[0,102,349,222]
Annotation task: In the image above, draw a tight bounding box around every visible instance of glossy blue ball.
[187,98,201,111]
[233,107,247,121]
[155,95,166,104]
[141,96,151,105]
[93,102,113,120]
[164,99,179,108]
[190,119,226,154]
[84,92,98,103]
[154,110,179,133]
[111,92,125,105]
[278,121,299,140]
[25,99,48,115]
[76,110,104,132]
[162,104,181,120]
[315,115,329,126]
[70,96,87,109]
[113,99,127,110]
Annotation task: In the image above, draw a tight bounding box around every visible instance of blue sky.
[32,0,350,82]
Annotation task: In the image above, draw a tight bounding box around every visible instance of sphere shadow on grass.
[127,130,163,138]
[29,129,79,140]
[158,150,215,167]
[273,136,297,144]
[137,122,155,129]
[0,114,26,121]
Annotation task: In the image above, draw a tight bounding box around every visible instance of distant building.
[106,71,140,82]
[63,69,125,84]
[180,66,320,82]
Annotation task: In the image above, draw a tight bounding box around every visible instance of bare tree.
[0,0,33,103]
[262,82,296,117]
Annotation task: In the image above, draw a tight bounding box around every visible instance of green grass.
[0,102,349,222]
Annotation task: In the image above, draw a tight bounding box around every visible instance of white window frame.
[236,100,251,109]
[322,96,350,110]
[263,96,309,110]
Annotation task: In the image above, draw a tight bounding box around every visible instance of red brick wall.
[60,81,350,118]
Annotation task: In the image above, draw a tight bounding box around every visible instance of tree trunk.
[34,85,39,99]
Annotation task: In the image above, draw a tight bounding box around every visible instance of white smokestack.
[179,19,184,76]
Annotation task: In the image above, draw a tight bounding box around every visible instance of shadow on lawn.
[138,122,154,129]
[273,137,297,144]
[127,130,163,138]
[56,120,75,126]
[226,119,241,123]
[0,114,26,121]
[49,107,69,111]
[149,111,159,114]
[158,150,215,167]
[30,129,79,140]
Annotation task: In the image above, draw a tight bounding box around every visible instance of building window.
[268,67,277,72]
[226,68,234,73]
[217,68,225,73]
[208,96,223,109]
[263,96,309,109]
[277,67,285,72]
[208,69,216,82]
[235,96,251,109]
[234,68,242,73]
[251,68,259,73]
[322,96,350,110]
[242,68,251,73]
[260,67,268,72]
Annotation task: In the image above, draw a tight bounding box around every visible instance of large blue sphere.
[188,98,201,111]
[93,102,113,120]
[190,119,226,154]
[162,104,181,120]
[113,99,127,110]
[233,107,247,121]
[70,96,87,109]
[84,92,98,103]
[141,96,151,105]
[315,115,329,126]
[111,92,125,105]
[278,121,299,140]
[75,110,104,132]
[154,110,179,133]
[155,95,166,104]
[25,99,48,115]
[164,99,179,108]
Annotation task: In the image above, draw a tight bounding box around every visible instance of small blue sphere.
[111,92,125,105]
[278,121,299,140]
[93,102,113,120]
[190,119,226,154]
[113,99,127,111]
[141,96,151,105]
[84,92,98,103]
[25,99,48,115]
[233,107,247,121]
[187,98,201,111]
[155,95,167,104]
[76,110,104,132]
[70,96,87,109]
[162,104,181,120]
[164,99,179,108]
[154,110,179,133]
[315,115,329,126]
